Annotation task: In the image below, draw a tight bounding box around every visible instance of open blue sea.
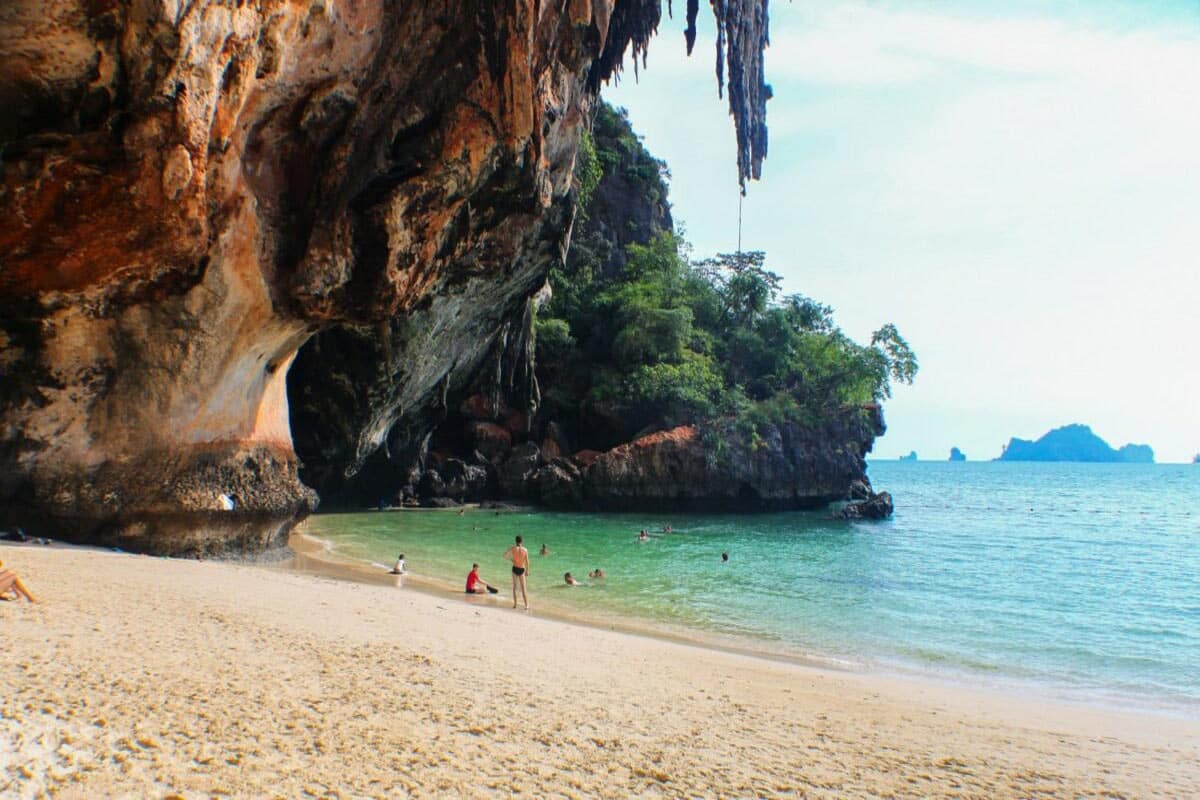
[307,461,1200,710]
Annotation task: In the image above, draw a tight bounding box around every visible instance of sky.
[604,0,1200,463]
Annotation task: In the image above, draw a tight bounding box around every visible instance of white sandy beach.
[3,540,1198,799]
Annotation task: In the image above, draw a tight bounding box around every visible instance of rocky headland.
[289,100,901,519]
[385,397,886,513]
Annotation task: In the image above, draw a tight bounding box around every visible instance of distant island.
[899,451,918,462]
[949,447,966,462]
[997,424,1154,463]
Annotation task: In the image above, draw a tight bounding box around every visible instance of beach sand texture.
[3,542,1198,799]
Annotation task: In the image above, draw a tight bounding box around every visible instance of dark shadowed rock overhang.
[0,1,771,554]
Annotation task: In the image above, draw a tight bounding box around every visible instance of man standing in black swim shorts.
[503,535,531,610]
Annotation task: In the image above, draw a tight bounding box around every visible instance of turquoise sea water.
[306,462,1200,709]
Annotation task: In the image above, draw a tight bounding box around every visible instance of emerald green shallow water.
[307,507,787,643]
[306,462,1200,710]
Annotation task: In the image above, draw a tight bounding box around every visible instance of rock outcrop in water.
[301,97,898,515]
[833,489,893,520]
[567,408,885,511]
[0,0,771,554]
[413,405,885,512]
[998,424,1153,463]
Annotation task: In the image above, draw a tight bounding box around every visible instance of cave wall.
[0,0,770,553]
[285,3,768,507]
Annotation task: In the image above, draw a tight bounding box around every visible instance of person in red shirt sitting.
[465,563,495,594]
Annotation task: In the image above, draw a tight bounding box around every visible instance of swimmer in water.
[564,572,581,586]
[637,530,649,542]
[588,568,606,579]
[540,543,550,556]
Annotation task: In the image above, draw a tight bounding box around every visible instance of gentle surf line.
[288,523,1197,719]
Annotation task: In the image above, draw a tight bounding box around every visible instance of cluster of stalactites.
[707,0,771,192]
[590,0,664,89]
[594,0,771,193]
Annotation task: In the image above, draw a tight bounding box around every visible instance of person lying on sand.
[0,529,50,545]
[0,528,30,542]
[564,572,581,586]
[0,560,37,603]
[588,568,606,579]
[390,554,407,575]
[465,564,496,594]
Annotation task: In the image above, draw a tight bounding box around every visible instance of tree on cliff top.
[537,102,917,451]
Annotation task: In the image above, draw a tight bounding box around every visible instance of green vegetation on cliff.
[536,104,917,452]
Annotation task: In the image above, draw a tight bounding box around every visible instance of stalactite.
[712,0,771,190]
[488,322,509,421]
[592,0,770,192]
[684,0,700,54]
[589,0,663,90]
[502,295,541,428]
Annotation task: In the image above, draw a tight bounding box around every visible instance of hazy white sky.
[606,0,1200,462]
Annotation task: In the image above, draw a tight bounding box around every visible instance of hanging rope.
[737,192,743,253]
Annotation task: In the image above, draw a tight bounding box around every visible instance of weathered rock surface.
[284,2,771,508]
[472,406,884,512]
[445,459,491,501]
[835,491,894,521]
[574,105,675,282]
[532,458,584,507]
[0,1,771,553]
[575,407,885,511]
[468,422,514,464]
[303,92,894,516]
[497,442,543,498]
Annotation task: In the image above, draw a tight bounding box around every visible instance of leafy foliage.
[572,127,603,221]
[537,103,917,450]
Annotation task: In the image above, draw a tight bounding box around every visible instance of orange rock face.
[0,1,771,552]
[0,0,638,553]
[578,411,885,512]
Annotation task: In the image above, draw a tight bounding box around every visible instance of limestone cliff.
[288,99,680,507]
[542,407,886,512]
[291,91,896,516]
[0,1,770,554]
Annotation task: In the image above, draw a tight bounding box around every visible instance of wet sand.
[3,541,1198,798]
